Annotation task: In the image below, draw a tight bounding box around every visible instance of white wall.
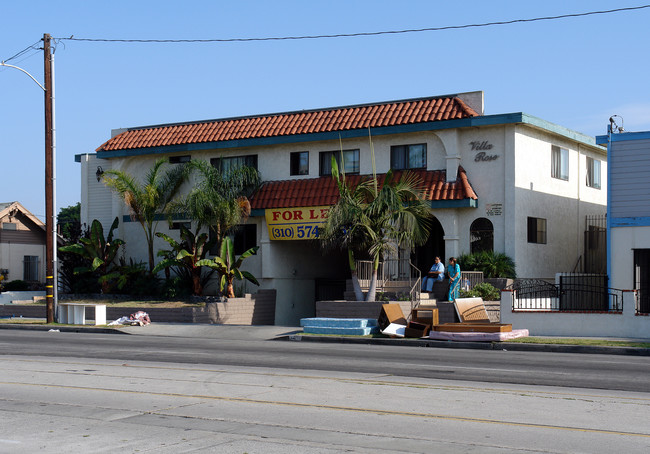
[610,226,650,290]
[79,153,113,230]
[501,290,648,338]
[510,127,607,277]
[0,243,46,283]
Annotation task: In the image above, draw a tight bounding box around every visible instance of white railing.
[355,259,421,307]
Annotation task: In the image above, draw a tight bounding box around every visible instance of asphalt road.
[1,329,649,393]
[1,330,650,453]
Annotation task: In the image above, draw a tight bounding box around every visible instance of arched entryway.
[470,217,494,253]
[412,216,445,276]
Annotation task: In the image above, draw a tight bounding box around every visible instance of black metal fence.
[583,215,606,274]
[509,275,623,312]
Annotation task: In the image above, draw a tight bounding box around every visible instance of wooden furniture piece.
[410,307,439,327]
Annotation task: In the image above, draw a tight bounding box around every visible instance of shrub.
[458,251,516,278]
[459,282,501,301]
[2,280,30,291]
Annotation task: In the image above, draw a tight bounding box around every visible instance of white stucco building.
[78,91,607,325]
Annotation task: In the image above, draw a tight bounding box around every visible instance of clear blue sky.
[1,1,649,221]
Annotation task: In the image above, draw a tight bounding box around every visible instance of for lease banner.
[265,206,330,240]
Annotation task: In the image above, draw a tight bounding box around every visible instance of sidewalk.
[1,320,649,356]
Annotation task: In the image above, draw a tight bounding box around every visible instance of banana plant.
[58,217,124,293]
[153,225,216,296]
[197,236,259,298]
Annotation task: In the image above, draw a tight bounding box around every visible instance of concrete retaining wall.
[0,289,277,325]
[501,289,648,337]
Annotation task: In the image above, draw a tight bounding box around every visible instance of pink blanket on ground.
[428,329,529,342]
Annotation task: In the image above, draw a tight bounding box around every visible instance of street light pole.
[1,35,57,322]
[43,33,56,323]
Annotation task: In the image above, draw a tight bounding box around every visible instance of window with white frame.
[290,151,309,176]
[551,145,569,180]
[319,149,359,176]
[586,157,601,189]
[169,155,191,164]
[211,155,258,173]
[390,144,426,170]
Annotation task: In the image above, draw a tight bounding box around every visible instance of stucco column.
[443,213,460,259]
[434,130,461,182]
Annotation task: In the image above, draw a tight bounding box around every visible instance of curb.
[2,323,648,356]
[285,334,650,356]
[0,323,129,335]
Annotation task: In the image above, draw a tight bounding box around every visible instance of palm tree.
[102,159,189,271]
[171,158,260,252]
[321,156,432,302]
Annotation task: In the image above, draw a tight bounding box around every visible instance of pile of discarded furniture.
[301,297,528,341]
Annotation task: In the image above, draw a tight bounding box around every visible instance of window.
[470,218,494,253]
[319,149,359,176]
[551,145,569,180]
[169,221,192,230]
[390,144,426,170]
[209,224,257,256]
[634,249,650,314]
[290,151,309,176]
[211,155,258,173]
[169,155,191,164]
[527,217,547,244]
[1,223,16,230]
[586,157,601,189]
[23,255,39,281]
[233,224,257,255]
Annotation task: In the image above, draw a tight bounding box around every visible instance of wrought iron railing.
[508,278,623,312]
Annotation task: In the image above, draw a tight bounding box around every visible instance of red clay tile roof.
[250,168,477,209]
[97,96,479,152]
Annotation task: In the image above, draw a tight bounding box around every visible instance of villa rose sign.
[470,141,499,162]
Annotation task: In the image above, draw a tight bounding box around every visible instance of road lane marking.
[4,356,650,403]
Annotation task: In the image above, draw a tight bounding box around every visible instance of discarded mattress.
[300,317,379,335]
[428,329,529,342]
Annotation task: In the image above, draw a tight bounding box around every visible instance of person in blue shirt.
[421,256,445,292]
[447,256,461,302]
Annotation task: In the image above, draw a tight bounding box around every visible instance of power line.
[53,5,650,44]
[1,39,42,63]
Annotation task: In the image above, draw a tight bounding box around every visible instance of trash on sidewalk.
[48,329,60,333]
[108,311,151,326]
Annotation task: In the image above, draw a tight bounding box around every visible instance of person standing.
[421,256,445,292]
[447,257,461,302]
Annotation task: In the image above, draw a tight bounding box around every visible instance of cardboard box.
[378,304,407,331]
[404,321,430,338]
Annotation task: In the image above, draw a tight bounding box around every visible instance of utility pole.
[43,33,55,323]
